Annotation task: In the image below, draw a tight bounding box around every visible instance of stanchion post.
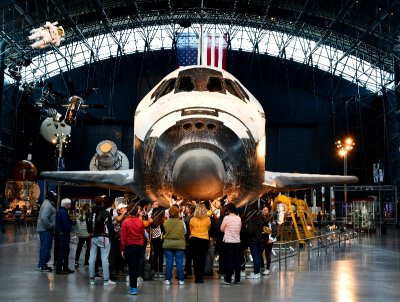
[284,242,288,270]
[278,243,281,271]
[297,241,301,266]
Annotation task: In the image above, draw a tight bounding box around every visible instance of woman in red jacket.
[120,204,147,295]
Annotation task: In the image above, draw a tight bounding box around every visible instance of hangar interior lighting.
[336,137,355,202]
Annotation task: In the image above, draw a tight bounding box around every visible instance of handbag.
[262,226,272,235]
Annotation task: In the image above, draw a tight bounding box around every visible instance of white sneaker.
[165,280,171,285]
[103,280,116,286]
[178,280,184,285]
[137,277,143,282]
[246,273,260,279]
[262,269,270,276]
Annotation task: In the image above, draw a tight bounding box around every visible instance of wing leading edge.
[40,170,137,192]
[263,171,358,193]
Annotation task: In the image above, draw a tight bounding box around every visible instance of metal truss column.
[395,48,400,112]
[390,46,400,187]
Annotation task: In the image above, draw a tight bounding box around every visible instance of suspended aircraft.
[41,66,357,208]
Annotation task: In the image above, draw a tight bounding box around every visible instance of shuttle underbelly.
[172,149,225,200]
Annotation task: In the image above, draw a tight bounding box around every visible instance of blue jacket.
[55,207,73,234]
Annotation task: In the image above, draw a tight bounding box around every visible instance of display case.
[351,197,377,230]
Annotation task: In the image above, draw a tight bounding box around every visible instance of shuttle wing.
[40,170,137,192]
[263,171,358,193]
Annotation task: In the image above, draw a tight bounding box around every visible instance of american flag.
[176,32,227,69]
[176,32,199,67]
[200,33,227,69]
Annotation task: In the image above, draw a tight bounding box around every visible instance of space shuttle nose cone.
[172,149,225,200]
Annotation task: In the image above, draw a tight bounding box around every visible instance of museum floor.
[0,223,399,302]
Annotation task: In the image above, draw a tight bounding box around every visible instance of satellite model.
[89,140,129,171]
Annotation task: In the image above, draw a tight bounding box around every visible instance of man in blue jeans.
[37,191,56,272]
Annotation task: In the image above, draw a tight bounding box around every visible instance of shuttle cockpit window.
[176,67,227,93]
[225,79,249,102]
[207,76,223,92]
[177,76,195,92]
[234,80,249,101]
[151,80,166,100]
[151,78,176,102]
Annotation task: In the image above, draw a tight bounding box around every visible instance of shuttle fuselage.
[134,67,266,207]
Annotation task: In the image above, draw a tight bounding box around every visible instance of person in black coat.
[260,206,277,276]
[55,198,75,274]
[246,210,263,278]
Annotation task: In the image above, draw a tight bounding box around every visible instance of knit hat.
[61,198,72,207]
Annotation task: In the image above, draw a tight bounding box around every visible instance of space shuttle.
[41,66,357,208]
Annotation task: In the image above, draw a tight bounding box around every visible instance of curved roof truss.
[17,23,392,92]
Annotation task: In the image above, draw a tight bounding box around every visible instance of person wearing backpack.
[150,207,165,278]
[87,196,116,286]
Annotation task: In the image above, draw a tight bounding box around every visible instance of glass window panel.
[18,25,392,92]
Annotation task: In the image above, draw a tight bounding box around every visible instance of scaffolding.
[272,195,316,243]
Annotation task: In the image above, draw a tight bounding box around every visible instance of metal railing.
[272,228,360,271]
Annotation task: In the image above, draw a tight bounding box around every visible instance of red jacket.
[120,216,145,251]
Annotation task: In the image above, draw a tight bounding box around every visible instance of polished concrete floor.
[0,223,399,302]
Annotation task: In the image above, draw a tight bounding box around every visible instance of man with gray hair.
[55,198,75,274]
[37,191,56,272]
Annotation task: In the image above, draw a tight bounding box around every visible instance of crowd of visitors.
[35,193,278,295]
